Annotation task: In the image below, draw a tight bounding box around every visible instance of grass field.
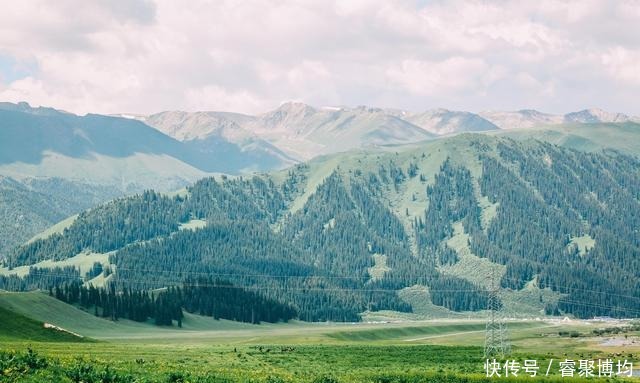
[0,305,85,343]
[2,322,638,382]
[2,292,639,382]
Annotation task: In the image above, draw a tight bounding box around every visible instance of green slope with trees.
[2,133,640,322]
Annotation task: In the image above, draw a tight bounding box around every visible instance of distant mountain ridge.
[406,108,498,135]
[145,103,437,161]
[480,108,640,129]
[142,102,640,160]
[563,108,634,124]
[4,101,637,171]
[2,101,637,193]
[144,110,297,169]
[0,103,320,184]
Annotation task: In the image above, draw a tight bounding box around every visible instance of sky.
[0,0,639,116]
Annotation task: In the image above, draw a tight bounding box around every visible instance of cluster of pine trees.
[182,277,297,323]
[0,266,80,291]
[52,281,183,325]
[50,278,297,326]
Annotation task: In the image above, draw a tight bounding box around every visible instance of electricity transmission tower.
[484,269,510,358]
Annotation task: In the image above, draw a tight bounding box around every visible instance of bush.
[313,376,340,383]
[167,371,190,383]
[0,348,48,378]
[264,376,287,383]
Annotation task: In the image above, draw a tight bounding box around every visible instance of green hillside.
[0,177,121,256]
[3,129,640,323]
[0,300,84,342]
[0,291,262,339]
[496,122,640,156]
[0,291,150,338]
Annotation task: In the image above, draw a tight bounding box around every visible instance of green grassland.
[0,305,85,343]
[0,291,266,340]
[2,319,638,382]
[2,291,640,382]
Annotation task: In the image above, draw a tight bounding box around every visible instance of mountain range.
[140,103,640,161]
[4,100,639,179]
[0,100,639,258]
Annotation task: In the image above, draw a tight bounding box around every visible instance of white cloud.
[386,57,492,95]
[0,0,638,115]
[183,85,268,113]
[601,47,640,85]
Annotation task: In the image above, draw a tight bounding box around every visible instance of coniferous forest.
[50,278,296,325]
[2,135,640,323]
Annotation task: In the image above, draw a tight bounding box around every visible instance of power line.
[11,268,640,307]
[58,265,640,301]
[11,275,640,323]
[14,271,640,317]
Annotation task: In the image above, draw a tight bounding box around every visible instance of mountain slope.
[480,108,640,129]
[564,108,634,123]
[479,110,564,129]
[0,290,159,339]
[246,103,438,159]
[494,122,640,156]
[4,130,640,320]
[406,109,498,135]
[145,111,297,172]
[0,300,83,342]
[0,106,183,166]
[0,104,212,187]
[0,176,122,256]
[0,102,297,179]
[0,103,216,257]
[150,103,436,161]
[0,291,263,339]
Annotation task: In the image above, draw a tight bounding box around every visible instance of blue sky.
[0,55,34,84]
[0,0,638,116]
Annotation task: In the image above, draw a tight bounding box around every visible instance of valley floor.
[2,313,640,382]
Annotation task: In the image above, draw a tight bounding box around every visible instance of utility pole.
[484,269,510,358]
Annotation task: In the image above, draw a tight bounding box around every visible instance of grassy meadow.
[2,292,639,382]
